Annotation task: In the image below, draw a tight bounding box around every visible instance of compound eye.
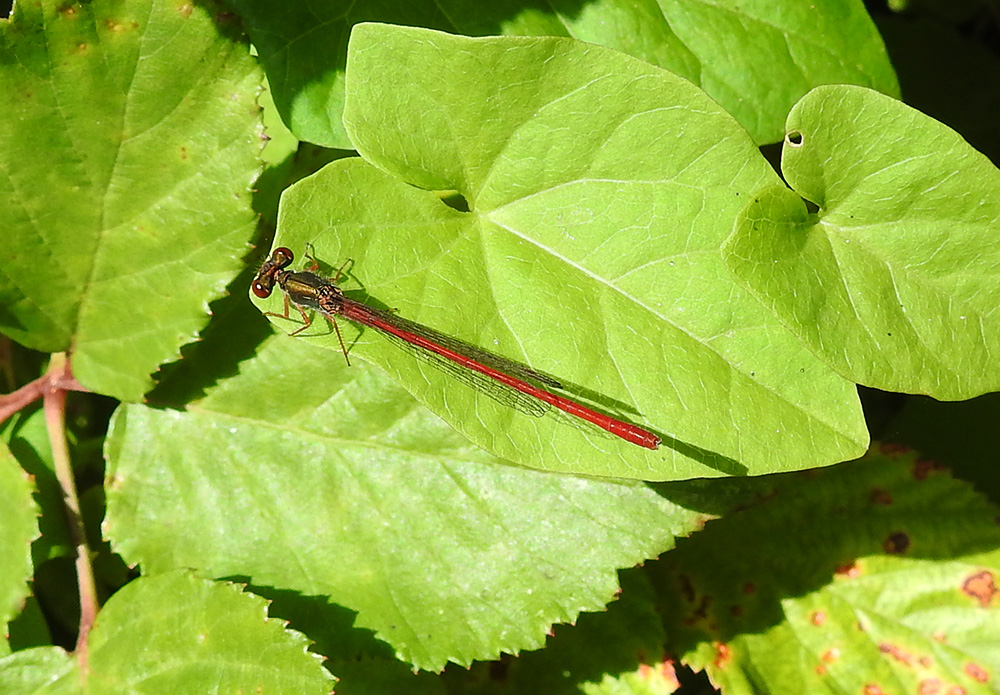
[252,280,273,298]
[273,247,294,266]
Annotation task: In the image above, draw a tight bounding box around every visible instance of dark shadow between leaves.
[145,258,275,408]
[228,580,441,687]
[875,12,1000,166]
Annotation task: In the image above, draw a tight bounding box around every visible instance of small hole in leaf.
[786,130,803,146]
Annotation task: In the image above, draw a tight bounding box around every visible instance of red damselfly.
[252,247,660,450]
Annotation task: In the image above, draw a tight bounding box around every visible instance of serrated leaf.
[0,443,38,628]
[7,598,54,653]
[104,333,701,671]
[0,0,262,400]
[723,85,1000,399]
[654,450,1000,695]
[231,0,897,146]
[445,569,679,695]
[0,572,334,694]
[250,25,868,478]
[4,408,73,562]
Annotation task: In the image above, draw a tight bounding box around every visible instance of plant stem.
[0,354,88,425]
[42,354,98,669]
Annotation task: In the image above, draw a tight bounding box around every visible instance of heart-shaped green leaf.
[723,85,1000,399]
[250,24,868,477]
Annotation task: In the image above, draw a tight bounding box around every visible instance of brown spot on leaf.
[743,582,755,594]
[678,574,695,603]
[879,642,914,666]
[870,488,893,505]
[638,660,680,688]
[961,570,997,607]
[913,458,942,480]
[883,531,910,554]
[713,642,730,667]
[964,662,989,682]
[835,561,861,578]
[918,678,942,695]
[684,595,712,627]
[811,611,826,626]
[864,684,888,695]
[821,648,840,663]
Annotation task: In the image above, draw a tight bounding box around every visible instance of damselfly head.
[252,247,296,298]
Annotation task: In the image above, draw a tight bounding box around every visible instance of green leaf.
[250,25,867,477]
[0,572,334,694]
[0,647,74,695]
[654,450,1000,695]
[104,333,700,671]
[229,1,451,149]
[0,443,38,628]
[723,85,1000,399]
[532,0,898,146]
[0,0,262,400]
[7,598,54,652]
[4,408,73,563]
[231,1,897,146]
[444,569,677,695]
